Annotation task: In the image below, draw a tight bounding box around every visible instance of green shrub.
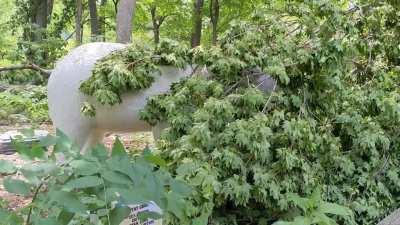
[0,130,191,225]
[0,85,49,124]
[139,1,400,224]
[79,39,190,109]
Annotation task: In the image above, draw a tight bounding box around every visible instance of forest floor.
[0,123,155,210]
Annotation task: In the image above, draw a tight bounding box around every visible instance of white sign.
[120,202,162,225]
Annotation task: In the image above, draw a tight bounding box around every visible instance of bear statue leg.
[151,122,168,141]
[81,129,105,153]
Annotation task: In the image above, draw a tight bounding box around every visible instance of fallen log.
[0,63,52,77]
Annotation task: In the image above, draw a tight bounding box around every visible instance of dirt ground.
[0,123,155,210]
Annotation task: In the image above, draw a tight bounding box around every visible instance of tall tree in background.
[210,0,219,45]
[31,0,48,41]
[99,0,107,41]
[111,0,119,14]
[134,0,186,44]
[150,5,166,44]
[75,0,83,45]
[88,0,100,41]
[47,0,54,22]
[191,0,204,47]
[116,0,137,43]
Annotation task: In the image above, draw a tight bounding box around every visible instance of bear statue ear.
[240,67,278,94]
[255,73,278,94]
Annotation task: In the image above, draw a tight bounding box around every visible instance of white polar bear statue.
[48,42,195,152]
[48,42,277,152]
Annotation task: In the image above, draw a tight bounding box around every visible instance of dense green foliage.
[0,0,399,224]
[79,39,189,109]
[0,85,48,125]
[137,1,400,225]
[0,130,191,225]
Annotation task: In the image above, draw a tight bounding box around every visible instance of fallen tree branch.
[0,64,52,77]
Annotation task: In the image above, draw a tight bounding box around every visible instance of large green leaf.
[32,217,58,225]
[53,129,74,153]
[320,202,352,216]
[170,179,192,197]
[101,170,132,185]
[13,141,45,160]
[143,148,166,167]
[0,160,16,174]
[108,188,149,205]
[111,137,127,157]
[90,144,109,161]
[165,192,187,220]
[109,206,131,225]
[56,210,74,225]
[49,190,87,213]
[3,178,31,196]
[0,209,24,225]
[70,160,100,176]
[64,175,103,190]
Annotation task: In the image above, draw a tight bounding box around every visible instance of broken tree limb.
[0,64,52,77]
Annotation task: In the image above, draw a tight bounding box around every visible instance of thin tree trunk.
[112,0,119,14]
[116,0,137,43]
[75,0,83,45]
[210,0,219,45]
[88,0,100,41]
[99,0,107,41]
[150,6,160,44]
[47,0,54,22]
[191,0,204,47]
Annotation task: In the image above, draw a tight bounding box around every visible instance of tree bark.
[99,0,107,41]
[150,6,160,44]
[47,0,54,22]
[116,0,137,43]
[75,0,83,45]
[25,0,48,64]
[191,0,204,48]
[88,0,100,41]
[34,0,48,29]
[31,0,48,41]
[112,0,119,14]
[210,0,219,45]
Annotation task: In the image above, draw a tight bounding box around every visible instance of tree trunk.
[191,0,204,48]
[47,0,54,22]
[32,0,48,41]
[99,0,107,41]
[25,0,48,64]
[116,0,137,43]
[112,0,119,14]
[88,0,100,41]
[210,0,219,45]
[150,6,160,44]
[75,0,83,45]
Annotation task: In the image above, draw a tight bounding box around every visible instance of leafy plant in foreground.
[273,190,353,225]
[0,130,191,225]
